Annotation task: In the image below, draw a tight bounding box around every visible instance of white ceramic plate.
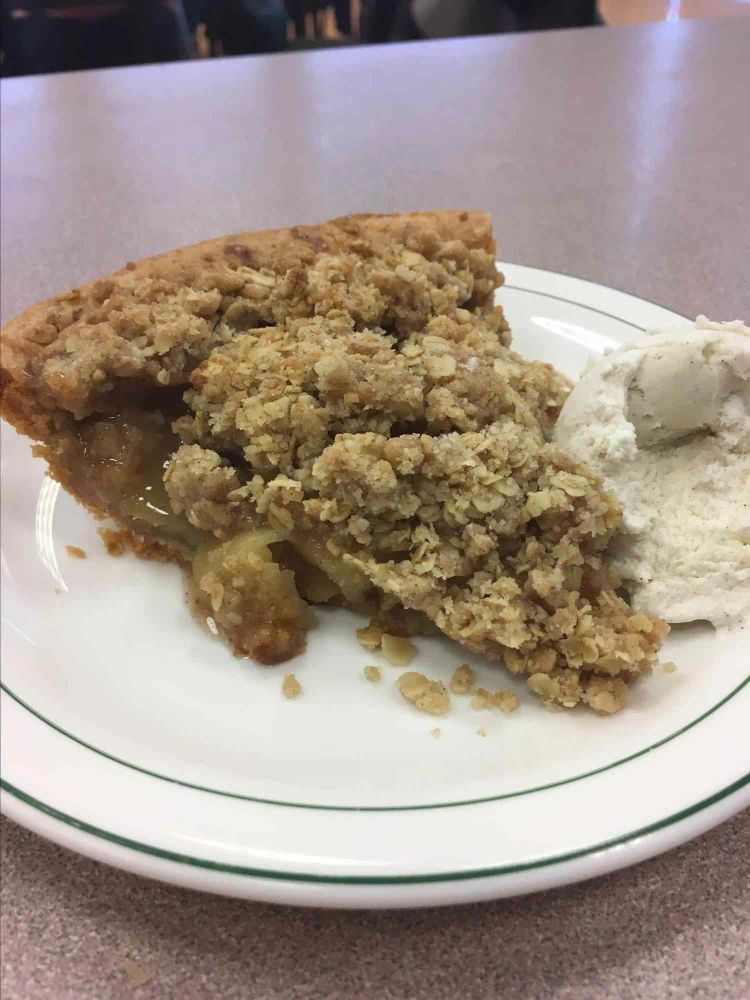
[2,264,748,909]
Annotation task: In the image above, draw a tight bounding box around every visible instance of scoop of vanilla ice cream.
[554,316,750,626]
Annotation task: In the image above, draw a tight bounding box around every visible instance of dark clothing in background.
[184,0,289,38]
[1,0,600,79]
[359,0,401,43]
[1,1,191,76]
[183,0,210,30]
[286,0,308,37]
[333,0,351,34]
[204,0,287,55]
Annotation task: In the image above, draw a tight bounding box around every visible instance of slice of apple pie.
[0,211,667,712]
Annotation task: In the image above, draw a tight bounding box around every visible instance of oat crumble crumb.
[65,545,87,559]
[430,727,442,738]
[397,671,450,716]
[356,624,383,652]
[449,664,476,694]
[282,673,301,699]
[662,661,678,674]
[364,665,382,682]
[476,727,487,737]
[381,633,418,666]
[470,687,518,712]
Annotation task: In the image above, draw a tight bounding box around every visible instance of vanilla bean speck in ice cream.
[554,316,750,627]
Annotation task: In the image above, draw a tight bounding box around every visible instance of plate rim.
[2,263,746,906]
[501,277,688,332]
[2,675,748,812]
[501,259,693,323]
[3,774,750,885]
[3,776,749,909]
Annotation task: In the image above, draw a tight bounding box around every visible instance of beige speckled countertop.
[1,17,749,999]
[1,814,749,999]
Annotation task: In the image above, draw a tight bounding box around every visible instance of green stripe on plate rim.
[3,674,748,812]
[2,773,748,885]
[501,282,690,330]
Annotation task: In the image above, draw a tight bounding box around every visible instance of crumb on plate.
[356,624,383,652]
[397,671,449,716]
[662,661,678,673]
[470,687,518,713]
[282,673,301,699]
[65,545,86,559]
[364,665,381,682]
[449,664,475,694]
[381,633,417,666]
[476,727,487,737]
[430,727,442,738]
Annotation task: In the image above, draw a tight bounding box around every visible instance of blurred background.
[1,0,750,77]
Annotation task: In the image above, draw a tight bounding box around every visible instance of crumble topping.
[363,665,382,682]
[1,213,669,714]
[356,609,437,651]
[4,214,502,420]
[176,283,663,709]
